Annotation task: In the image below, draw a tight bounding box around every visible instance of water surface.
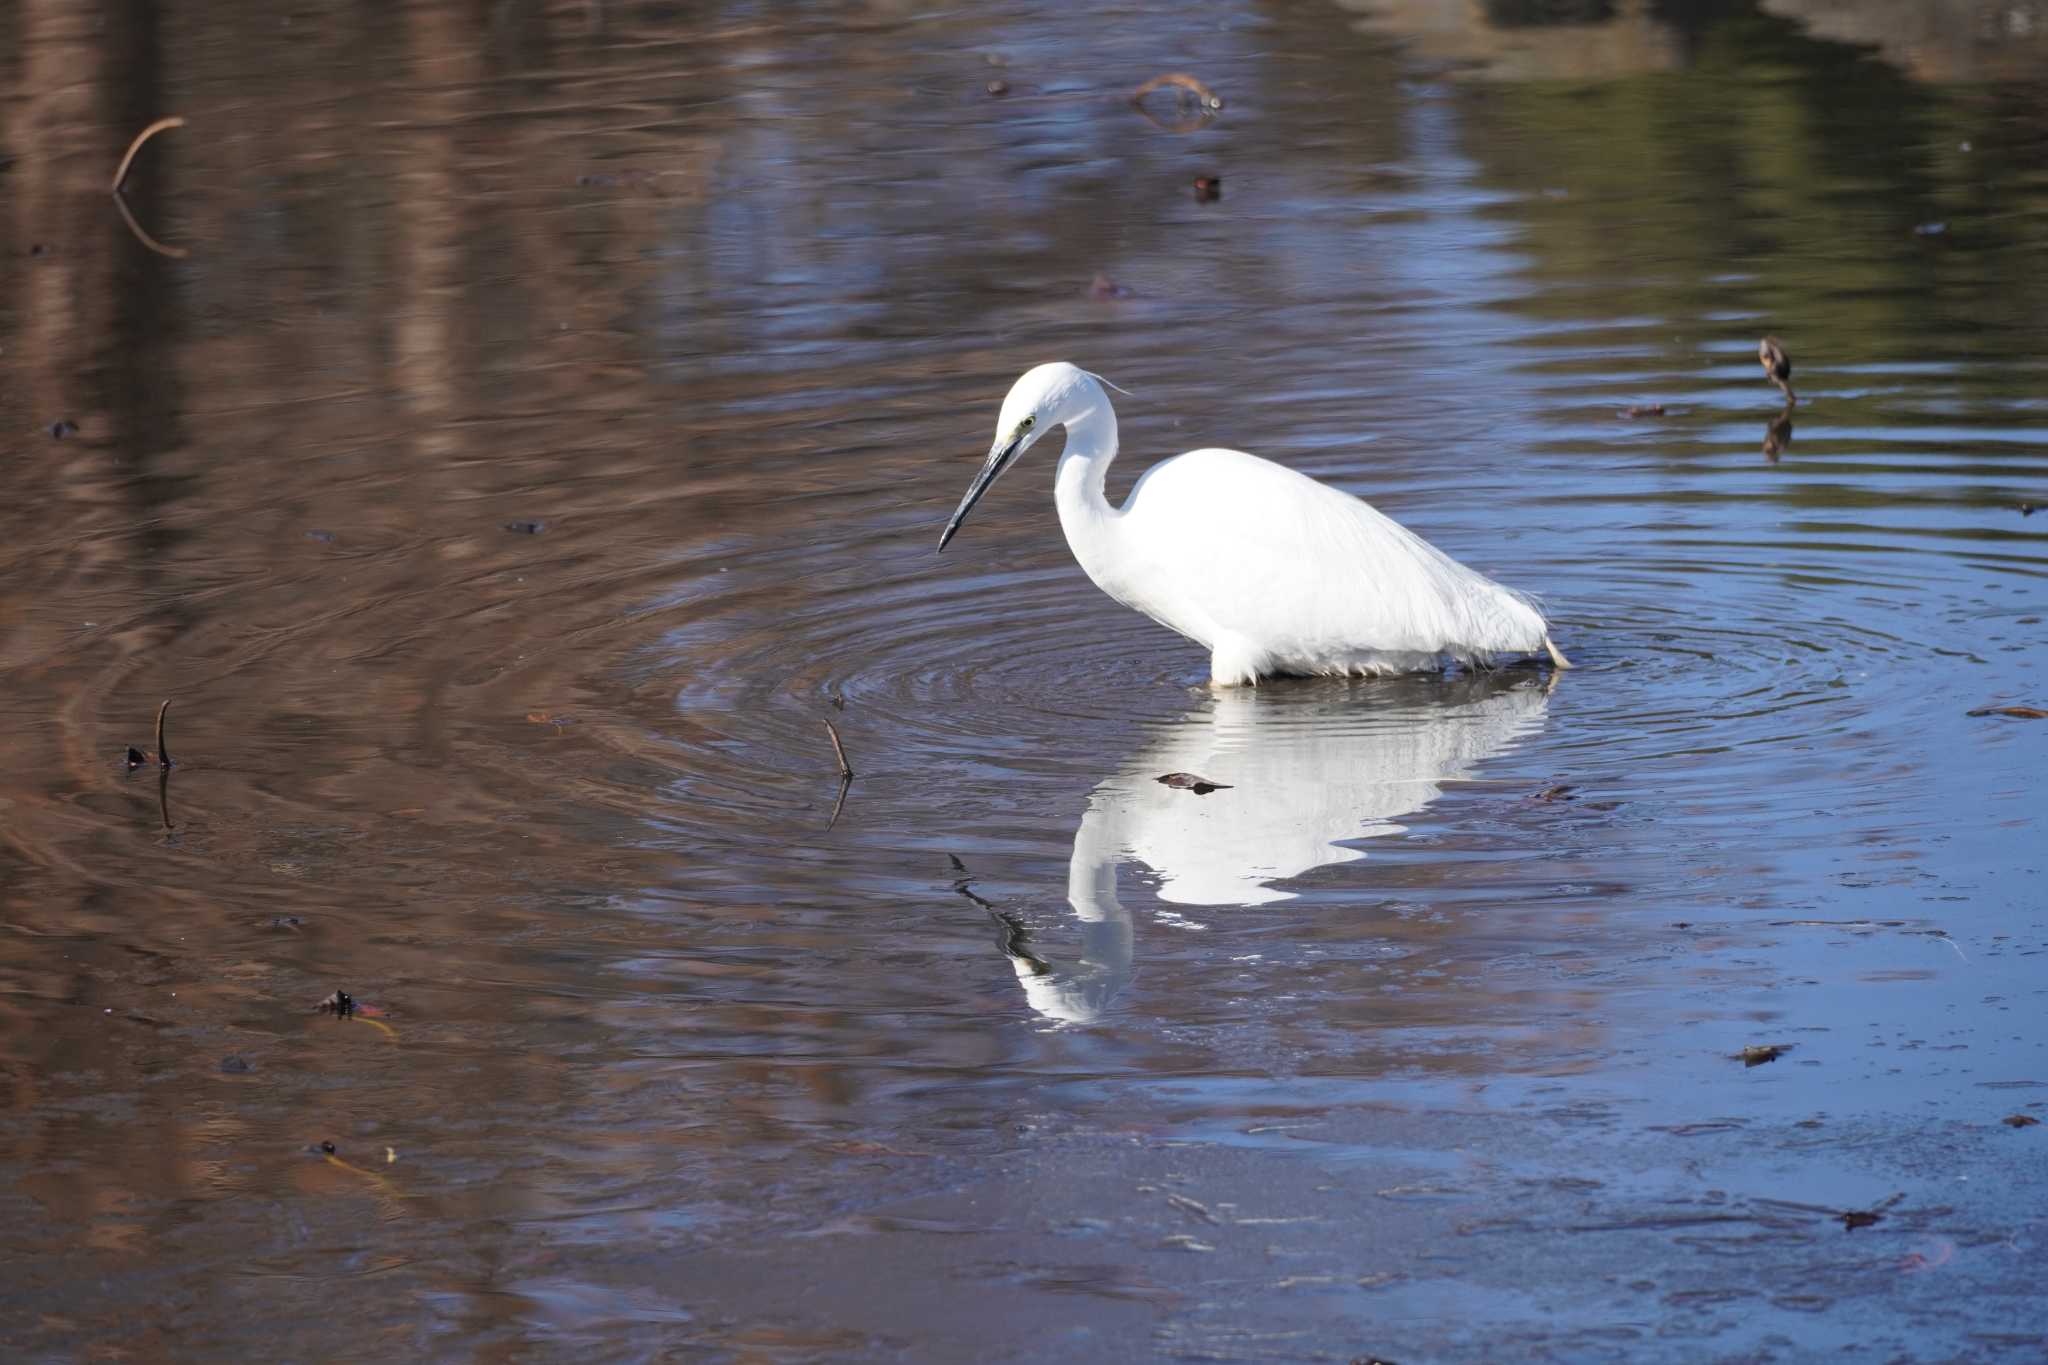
[2,1,2045,1359]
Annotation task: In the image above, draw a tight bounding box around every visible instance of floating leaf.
[1967,705,2047,719]
[1735,1044,1791,1067]
[1157,772,1231,795]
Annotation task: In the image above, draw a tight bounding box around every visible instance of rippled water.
[3,1,2046,1359]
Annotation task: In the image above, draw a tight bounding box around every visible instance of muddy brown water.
[4,2,2047,1360]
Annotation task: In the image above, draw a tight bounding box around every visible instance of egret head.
[938,362,1104,552]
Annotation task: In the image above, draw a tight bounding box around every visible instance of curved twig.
[111,118,190,259]
[154,699,173,767]
[1131,73,1223,132]
[113,191,188,259]
[111,116,183,193]
[823,718,853,778]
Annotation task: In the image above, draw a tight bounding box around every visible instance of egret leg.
[1544,636,1574,670]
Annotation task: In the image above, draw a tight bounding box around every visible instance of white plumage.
[939,362,1569,686]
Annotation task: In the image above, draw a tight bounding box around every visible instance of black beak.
[937,433,1024,552]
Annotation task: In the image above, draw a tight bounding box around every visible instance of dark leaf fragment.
[1157,772,1231,795]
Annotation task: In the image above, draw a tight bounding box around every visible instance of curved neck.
[1053,397,1120,543]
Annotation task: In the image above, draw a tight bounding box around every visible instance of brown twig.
[825,774,852,833]
[111,116,183,194]
[112,191,188,259]
[154,699,172,767]
[1131,72,1223,110]
[1130,72,1224,132]
[110,117,190,259]
[823,718,853,778]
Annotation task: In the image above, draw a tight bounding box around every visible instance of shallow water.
[2,1,2046,1359]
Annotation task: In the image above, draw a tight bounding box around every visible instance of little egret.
[937,362,1571,685]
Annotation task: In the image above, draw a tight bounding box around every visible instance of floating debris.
[320,1140,337,1155]
[1967,704,2047,719]
[985,79,1009,97]
[1619,404,1665,419]
[110,116,188,258]
[48,419,77,439]
[501,519,545,534]
[319,989,399,1039]
[304,529,337,544]
[2004,1114,2041,1129]
[1089,273,1134,300]
[1132,72,1223,112]
[1758,336,1796,406]
[1157,772,1231,795]
[1764,405,1795,461]
[1840,1193,1903,1231]
[1735,1044,1792,1067]
[824,719,854,778]
[125,746,147,769]
[823,717,855,832]
[153,700,172,768]
[1531,784,1576,803]
[220,1055,252,1074]
[1913,221,1948,237]
[2022,504,2038,517]
[1192,175,1221,202]
[1131,72,1223,132]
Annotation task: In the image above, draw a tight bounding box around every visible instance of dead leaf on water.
[1967,704,2048,719]
[2004,1114,2041,1128]
[1157,772,1231,795]
[1735,1044,1792,1067]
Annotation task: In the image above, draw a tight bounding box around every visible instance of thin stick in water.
[825,773,852,833]
[823,719,853,778]
[111,116,184,194]
[155,699,172,768]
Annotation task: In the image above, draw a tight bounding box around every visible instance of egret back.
[1109,448,1547,679]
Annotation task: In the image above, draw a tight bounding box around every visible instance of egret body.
[939,362,1570,685]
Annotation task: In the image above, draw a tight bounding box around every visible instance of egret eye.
[1020,417,1035,431]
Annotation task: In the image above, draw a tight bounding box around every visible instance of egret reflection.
[1001,673,1552,1024]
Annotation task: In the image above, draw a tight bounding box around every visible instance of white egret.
[939,363,1571,685]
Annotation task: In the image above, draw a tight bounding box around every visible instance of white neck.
[1052,397,1121,579]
